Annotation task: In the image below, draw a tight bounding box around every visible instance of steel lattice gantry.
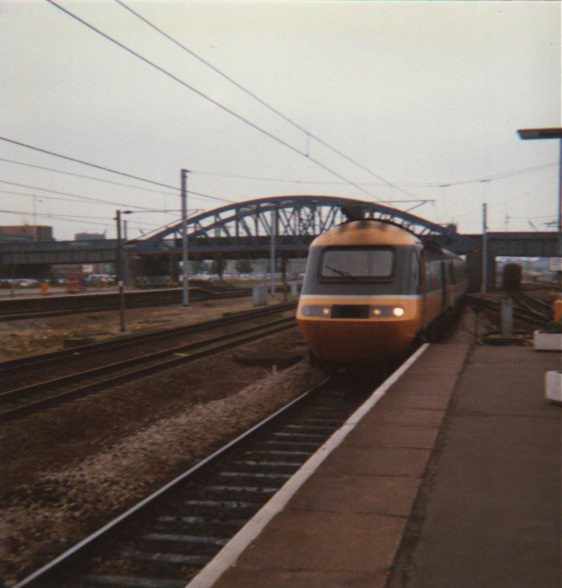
[132,195,468,257]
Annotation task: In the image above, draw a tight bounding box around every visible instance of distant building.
[72,233,110,275]
[0,225,54,241]
[74,232,105,241]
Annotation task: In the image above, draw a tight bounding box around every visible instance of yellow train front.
[297,219,466,366]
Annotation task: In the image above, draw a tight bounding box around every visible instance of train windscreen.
[320,247,394,280]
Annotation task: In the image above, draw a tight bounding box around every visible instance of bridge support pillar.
[466,249,496,292]
[169,253,179,285]
[136,254,174,286]
[281,256,288,301]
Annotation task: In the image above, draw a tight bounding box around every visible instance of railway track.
[0,302,296,377]
[11,356,405,588]
[466,292,552,328]
[0,315,296,422]
[512,291,553,320]
[0,286,251,321]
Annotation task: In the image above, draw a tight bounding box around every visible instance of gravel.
[0,327,323,585]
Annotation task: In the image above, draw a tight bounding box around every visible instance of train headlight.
[302,305,330,317]
[392,307,405,317]
[372,308,382,316]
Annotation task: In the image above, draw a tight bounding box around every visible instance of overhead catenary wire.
[0,188,185,218]
[0,157,178,198]
[189,160,559,187]
[0,208,156,229]
[0,136,233,204]
[0,188,114,207]
[0,178,156,210]
[43,0,377,199]
[113,0,416,199]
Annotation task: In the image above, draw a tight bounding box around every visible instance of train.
[296,217,467,366]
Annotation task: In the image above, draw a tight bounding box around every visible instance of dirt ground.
[0,317,323,585]
[0,295,289,361]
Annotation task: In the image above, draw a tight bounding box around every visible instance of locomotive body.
[296,220,467,364]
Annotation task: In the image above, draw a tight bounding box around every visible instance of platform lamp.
[516,127,562,255]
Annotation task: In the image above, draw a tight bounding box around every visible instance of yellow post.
[554,299,562,322]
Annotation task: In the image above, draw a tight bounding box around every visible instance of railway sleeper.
[120,550,212,567]
[262,439,322,450]
[232,459,303,470]
[217,471,292,483]
[81,575,187,588]
[149,524,244,544]
[272,431,327,440]
[182,499,261,518]
[142,532,228,547]
[155,514,246,530]
[243,448,312,458]
[283,423,336,432]
[202,484,279,500]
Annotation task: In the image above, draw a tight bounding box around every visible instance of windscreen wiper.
[325,265,357,280]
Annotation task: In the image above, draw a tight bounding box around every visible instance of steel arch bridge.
[132,195,470,257]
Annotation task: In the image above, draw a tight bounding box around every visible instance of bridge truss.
[133,195,468,255]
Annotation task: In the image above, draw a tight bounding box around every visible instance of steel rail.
[10,345,425,588]
[11,376,332,588]
[0,302,296,375]
[0,288,251,322]
[0,317,297,422]
[514,292,552,316]
[466,294,548,327]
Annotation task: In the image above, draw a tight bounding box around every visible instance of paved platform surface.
[388,345,560,588]
[210,342,560,588]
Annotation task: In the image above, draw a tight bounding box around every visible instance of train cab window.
[320,247,394,281]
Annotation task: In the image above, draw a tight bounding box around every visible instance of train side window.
[411,251,420,293]
[419,252,427,292]
[432,262,441,290]
[427,262,435,290]
[449,262,456,284]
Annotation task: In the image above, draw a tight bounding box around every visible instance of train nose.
[298,319,417,364]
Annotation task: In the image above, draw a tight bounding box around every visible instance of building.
[74,232,106,241]
[0,225,54,241]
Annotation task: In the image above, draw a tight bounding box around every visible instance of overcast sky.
[1,0,560,240]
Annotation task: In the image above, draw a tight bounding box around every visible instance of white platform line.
[185,342,430,588]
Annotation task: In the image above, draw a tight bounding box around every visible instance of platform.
[201,342,560,588]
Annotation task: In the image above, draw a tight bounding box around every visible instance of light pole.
[270,206,277,297]
[481,203,488,293]
[180,169,190,306]
[517,127,562,251]
[114,209,126,332]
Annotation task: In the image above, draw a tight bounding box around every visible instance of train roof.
[311,220,421,248]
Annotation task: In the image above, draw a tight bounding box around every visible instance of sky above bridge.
[1,1,560,241]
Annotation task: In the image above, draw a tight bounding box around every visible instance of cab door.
[417,251,428,327]
[440,261,449,310]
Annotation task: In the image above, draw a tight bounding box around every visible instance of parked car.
[17,279,39,287]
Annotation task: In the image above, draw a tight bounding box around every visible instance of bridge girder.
[133,194,467,253]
